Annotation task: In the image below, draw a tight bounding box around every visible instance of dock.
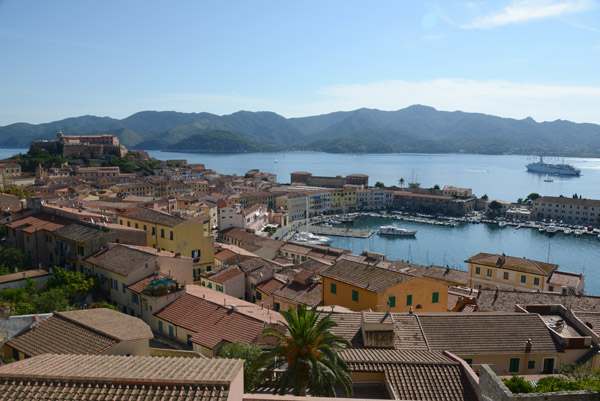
[309,225,374,238]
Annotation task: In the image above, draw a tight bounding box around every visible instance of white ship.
[526,157,581,176]
[292,231,333,245]
[378,225,417,236]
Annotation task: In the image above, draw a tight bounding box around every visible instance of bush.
[503,375,534,393]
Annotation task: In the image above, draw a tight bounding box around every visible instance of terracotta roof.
[407,264,469,286]
[340,348,453,364]
[155,293,276,349]
[121,207,185,227]
[0,354,241,394]
[7,314,117,357]
[5,212,71,233]
[56,308,153,341]
[208,267,244,284]
[85,245,157,277]
[0,269,50,284]
[476,289,600,312]
[52,222,106,242]
[256,277,286,296]
[465,253,558,276]
[273,281,322,307]
[417,313,562,355]
[547,270,583,288]
[320,259,415,292]
[221,227,283,249]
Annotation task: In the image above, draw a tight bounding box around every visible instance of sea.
[2,148,600,294]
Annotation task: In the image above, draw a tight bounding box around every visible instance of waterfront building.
[466,252,584,294]
[290,171,368,188]
[217,200,269,233]
[200,266,245,298]
[319,259,449,313]
[443,185,473,197]
[392,191,477,215]
[329,187,358,212]
[533,196,600,224]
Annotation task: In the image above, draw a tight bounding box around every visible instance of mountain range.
[2,105,600,156]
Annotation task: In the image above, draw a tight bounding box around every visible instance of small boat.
[292,231,333,245]
[546,225,558,235]
[498,221,508,228]
[563,229,571,235]
[574,230,583,237]
[378,225,417,236]
[274,159,278,163]
[538,226,546,233]
[544,174,554,182]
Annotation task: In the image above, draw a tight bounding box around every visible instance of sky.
[0,0,600,125]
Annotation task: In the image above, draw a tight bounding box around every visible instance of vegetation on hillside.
[218,342,264,392]
[166,130,275,153]
[13,146,66,173]
[503,363,600,393]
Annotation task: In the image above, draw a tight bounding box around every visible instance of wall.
[104,338,149,356]
[157,255,194,284]
[468,263,547,292]
[0,273,51,291]
[321,277,379,312]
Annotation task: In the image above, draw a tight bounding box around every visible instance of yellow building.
[466,253,560,292]
[118,208,214,278]
[320,259,448,313]
[329,187,357,212]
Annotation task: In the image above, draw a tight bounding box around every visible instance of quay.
[309,225,374,238]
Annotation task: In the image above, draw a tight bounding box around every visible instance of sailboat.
[544,174,553,182]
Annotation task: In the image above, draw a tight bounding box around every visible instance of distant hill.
[2,105,600,156]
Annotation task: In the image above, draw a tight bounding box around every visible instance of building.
[272,269,321,312]
[200,267,245,298]
[290,171,368,187]
[220,227,283,260]
[153,285,282,356]
[0,354,243,400]
[0,269,51,291]
[118,207,215,276]
[320,259,449,313]
[3,308,152,360]
[532,196,600,224]
[126,272,186,323]
[466,252,584,294]
[443,185,473,197]
[393,191,477,215]
[217,200,269,233]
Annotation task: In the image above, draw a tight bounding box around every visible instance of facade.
[320,259,449,313]
[443,185,473,197]
[393,191,477,215]
[200,267,245,298]
[532,196,600,224]
[118,207,215,276]
[290,171,368,187]
[465,253,583,294]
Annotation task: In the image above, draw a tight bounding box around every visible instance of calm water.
[330,216,600,295]
[2,148,600,294]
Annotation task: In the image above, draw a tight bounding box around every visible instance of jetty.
[309,225,374,238]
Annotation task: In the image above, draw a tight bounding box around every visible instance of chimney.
[525,339,532,352]
[409,307,414,315]
[23,272,27,279]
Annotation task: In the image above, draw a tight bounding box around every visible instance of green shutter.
[388,296,396,308]
[274,302,281,312]
[432,292,439,303]
[406,294,413,306]
[510,358,520,373]
[352,290,359,302]
[158,321,163,332]
[330,283,337,294]
[528,361,535,370]
[464,359,473,365]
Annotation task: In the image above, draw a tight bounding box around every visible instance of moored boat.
[378,225,417,236]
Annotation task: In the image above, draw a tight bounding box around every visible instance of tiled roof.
[5,212,71,233]
[407,264,469,285]
[208,267,244,284]
[128,273,173,294]
[417,313,562,355]
[574,312,600,336]
[85,245,157,277]
[58,308,152,341]
[320,259,414,292]
[7,314,117,357]
[122,208,185,227]
[53,222,105,242]
[0,269,50,284]
[0,354,243,390]
[273,281,321,307]
[221,227,283,249]
[465,253,558,276]
[547,270,583,288]
[155,293,273,349]
[476,289,600,312]
[340,349,476,401]
[257,277,286,296]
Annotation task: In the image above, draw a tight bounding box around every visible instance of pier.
[309,225,375,238]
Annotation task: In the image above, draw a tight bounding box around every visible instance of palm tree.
[399,177,405,188]
[258,304,352,397]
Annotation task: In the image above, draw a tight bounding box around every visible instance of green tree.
[259,305,352,397]
[408,182,420,189]
[433,184,440,190]
[517,198,523,204]
[0,248,25,269]
[527,193,541,201]
[481,194,489,200]
[398,178,405,188]
[89,301,119,311]
[502,375,534,393]
[46,268,98,300]
[374,181,385,188]
[488,200,503,215]
[218,342,264,392]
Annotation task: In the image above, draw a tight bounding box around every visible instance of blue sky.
[1,0,599,125]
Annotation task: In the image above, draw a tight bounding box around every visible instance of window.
[475,267,480,275]
[406,294,413,306]
[388,296,396,308]
[127,221,130,227]
[168,325,174,337]
[509,358,520,373]
[187,334,192,346]
[352,290,359,302]
[432,292,439,303]
[549,285,554,292]
[207,282,212,289]
[77,245,84,256]
[132,293,139,304]
[464,359,473,365]
[170,231,174,240]
[274,302,281,311]
[520,275,526,283]
[486,269,492,277]
[330,283,337,294]
[503,272,509,280]
[152,227,156,236]
[534,277,540,286]
[528,361,535,370]
[122,283,126,294]
[143,225,147,231]
[119,220,123,225]
[158,321,163,332]
[251,283,255,290]
[192,249,200,259]
[161,229,165,238]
